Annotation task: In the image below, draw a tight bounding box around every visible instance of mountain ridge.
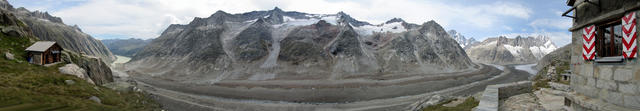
[465,35,557,65]
[128,8,477,82]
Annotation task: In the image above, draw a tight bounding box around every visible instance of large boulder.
[4,52,13,60]
[61,51,114,85]
[58,63,95,85]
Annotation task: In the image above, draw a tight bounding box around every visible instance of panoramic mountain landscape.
[127,8,477,82]
[5,0,638,111]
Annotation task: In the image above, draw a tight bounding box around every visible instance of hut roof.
[25,41,57,52]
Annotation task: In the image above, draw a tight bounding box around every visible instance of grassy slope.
[0,33,160,110]
[421,97,479,111]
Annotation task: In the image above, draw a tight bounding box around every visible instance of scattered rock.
[548,82,572,92]
[4,52,14,60]
[58,64,95,85]
[133,86,142,92]
[64,80,75,85]
[89,96,101,104]
[1,26,25,37]
[499,93,544,111]
[422,95,446,106]
[443,96,467,107]
[535,88,566,110]
[472,91,483,101]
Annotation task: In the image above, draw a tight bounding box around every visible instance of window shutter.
[583,25,596,60]
[622,12,637,59]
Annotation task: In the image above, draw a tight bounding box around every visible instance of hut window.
[596,20,623,57]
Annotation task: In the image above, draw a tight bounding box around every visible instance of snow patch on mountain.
[273,15,339,28]
[529,41,557,59]
[354,22,407,35]
[503,45,523,56]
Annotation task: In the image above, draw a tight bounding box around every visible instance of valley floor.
[113,62,530,111]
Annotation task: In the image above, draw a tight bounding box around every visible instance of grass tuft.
[421,97,479,111]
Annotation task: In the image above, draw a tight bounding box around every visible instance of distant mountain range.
[101,38,152,57]
[465,35,557,65]
[447,30,477,49]
[126,7,477,81]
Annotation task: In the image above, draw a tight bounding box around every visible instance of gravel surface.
[130,64,531,110]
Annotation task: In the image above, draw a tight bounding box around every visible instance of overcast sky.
[8,0,573,46]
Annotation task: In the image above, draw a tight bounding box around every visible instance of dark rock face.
[278,20,336,63]
[128,8,477,81]
[101,38,152,57]
[0,3,116,63]
[232,19,273,62]
[55,41,115,85]
[70,53,114,85]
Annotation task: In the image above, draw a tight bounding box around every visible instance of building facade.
[566,0,640,110]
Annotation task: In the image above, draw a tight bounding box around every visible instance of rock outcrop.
[128,8,477,81]
[58,63,95,85]
[465,35,557,65]
[62,51,113,85]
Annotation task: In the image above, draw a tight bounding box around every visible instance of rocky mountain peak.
[271,7,283,13]
[0,0,12,10]
[336,11,370,27]
[72,24,82,32]
[385,18,405,24]
[466,34,558,65]
[314,20,331,28]
[265,8,285,24]
[447,30,477,48]
[419,20,444,34]
[29,11,63,23]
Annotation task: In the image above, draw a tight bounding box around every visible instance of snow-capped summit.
[447,30,477,48]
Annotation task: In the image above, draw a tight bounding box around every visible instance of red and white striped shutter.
[583,25,596,60]
[622,12,638,59]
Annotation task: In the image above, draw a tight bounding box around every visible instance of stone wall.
[474,81,532,111]
[569,1,640,110]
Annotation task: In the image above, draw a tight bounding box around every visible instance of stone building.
[564,0,640,110]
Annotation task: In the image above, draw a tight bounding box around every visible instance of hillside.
[0,2,159,110]
[0,0,116,63]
